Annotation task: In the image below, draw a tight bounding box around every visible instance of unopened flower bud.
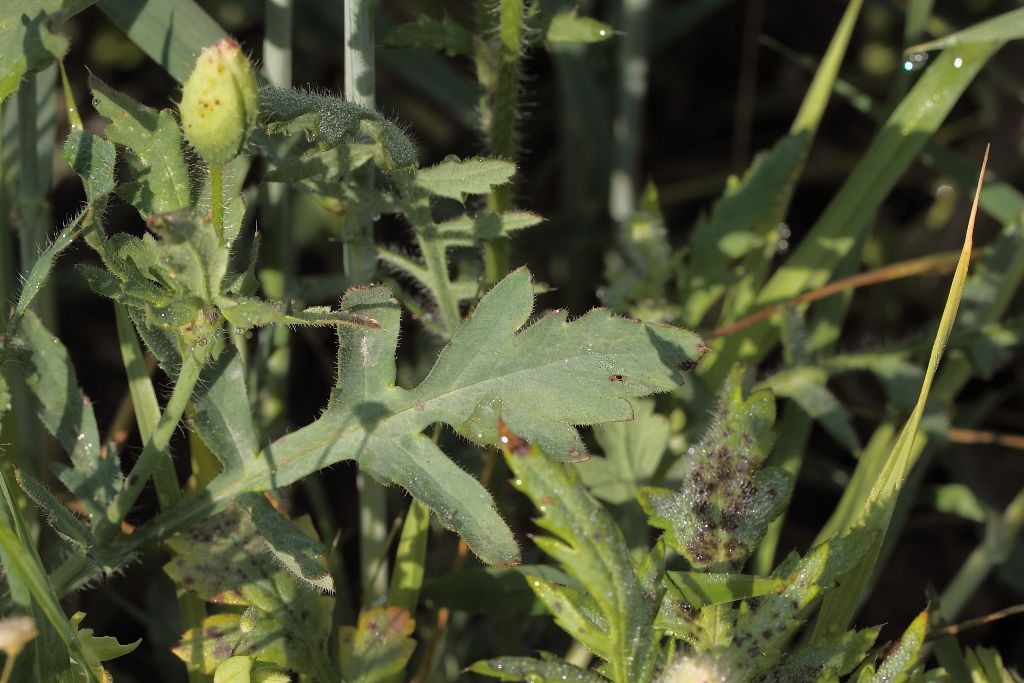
[179,38,259,164]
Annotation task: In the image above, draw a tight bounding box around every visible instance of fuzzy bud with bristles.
[179,38,258,164]
[658,654,735,683]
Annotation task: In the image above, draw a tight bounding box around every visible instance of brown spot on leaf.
[497,420,529,456]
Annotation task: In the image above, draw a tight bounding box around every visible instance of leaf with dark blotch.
[90,75,191,216]
[470,656,607,682]
[496,435,661,683]
[638,376,788,571]
[711,531,878,678]
[16,311,121,519]
[752,627,879,682]
[338,607,417,683]
[165,506,333,677]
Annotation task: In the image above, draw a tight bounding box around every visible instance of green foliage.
[639,376,789,571]
[166,505,335,679]
[489,431,663,683]
[2,0,1023,679]
[337,607,417,683]
[0,1,68,103]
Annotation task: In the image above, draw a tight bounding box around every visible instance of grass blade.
[810,146,990,641]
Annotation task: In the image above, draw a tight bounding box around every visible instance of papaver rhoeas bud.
[179,38,258,164]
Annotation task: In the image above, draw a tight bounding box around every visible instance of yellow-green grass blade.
[810,146,989,642]
[701,41,1000,387]
[907,7,1024,54]
[683,0,864,327]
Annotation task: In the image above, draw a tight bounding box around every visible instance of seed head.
[179,38,259,164]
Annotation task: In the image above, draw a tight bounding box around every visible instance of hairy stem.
[481,0,524,282]
[210,163,225,242]
[95,349,204,542]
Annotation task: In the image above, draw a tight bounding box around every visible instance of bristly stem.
[210,163,225,242]
[95,348,205,542]
[481,0,524,283]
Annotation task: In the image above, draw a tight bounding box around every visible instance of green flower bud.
[180,38,259,164]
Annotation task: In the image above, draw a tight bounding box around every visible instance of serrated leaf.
[237,493,333,593]
[546,11,613,44]
[707,532,878,678]
[166,507,334,677]
[751,627,879,682]
[337,607,416,683]
[638,375,788,571]
[15,311,120,519]
[384,15,474,56]
[90,75,191,216]
[577,399,669,505]
[471,656,607,682]
[663,571,783,609]
[500,433,661,682]
[0,1,68,104]
[435,211,544,247]
[865,610,927,683]
[15,471,95,552]
[62,130,116,202]
[70,611,141,664]
[415,157,516,201]
[172,267,704,569]
[259,86,417,170]
[146,209,227,303]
